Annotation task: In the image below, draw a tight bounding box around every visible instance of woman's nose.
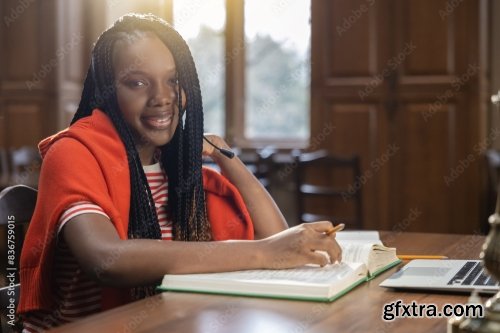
[149,82,176,107]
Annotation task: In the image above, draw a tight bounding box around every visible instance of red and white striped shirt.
[23,163,171,332]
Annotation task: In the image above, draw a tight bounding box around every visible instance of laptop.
[379,260,500,294]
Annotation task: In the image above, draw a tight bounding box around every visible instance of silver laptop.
[379,260,500,294]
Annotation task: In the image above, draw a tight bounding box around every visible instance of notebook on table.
[379,259,500,294]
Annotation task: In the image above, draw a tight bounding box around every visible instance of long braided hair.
[72,14,212,297]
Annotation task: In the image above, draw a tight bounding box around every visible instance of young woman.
[18,13,342,331]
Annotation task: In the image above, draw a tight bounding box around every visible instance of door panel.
[391,103,456,233]
[401,0,453,75]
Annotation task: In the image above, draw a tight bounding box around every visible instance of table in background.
[48,232,487,333]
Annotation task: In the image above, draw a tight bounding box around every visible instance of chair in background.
[8,147,41,188]
[254,146,277,189]
[295,150,363,229]
[0,185,37,333]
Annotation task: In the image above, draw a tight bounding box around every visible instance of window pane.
[173,0,226,136]
[244,0,310,140]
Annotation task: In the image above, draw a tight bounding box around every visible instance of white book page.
[220,263,363,284]
[335,231,381,244]
[161,264,369,299]
[337,241,374,265]
[164,262,366,286]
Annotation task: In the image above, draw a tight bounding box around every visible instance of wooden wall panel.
[0,2,3,83]
[0,0,106,191]
[312,0,487,233]
[0,0,97,188]
[57,0,86,129]
[402,0,452,75]
[0,106,5,147]
[391,103,455,233]
[1,0,52,151]
[63,0,84,86]
[329,0,375,76]
[3,0,41,82]
[4,103,43,147]
[326,104,381,158]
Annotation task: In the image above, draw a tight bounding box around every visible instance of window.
[173,0,312,147]
[244,0,310,141]
[173,0,226,136]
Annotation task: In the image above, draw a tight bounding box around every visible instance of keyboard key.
[486,276,500,286]
[447,261,476,285]
[462,263,483,285]
[474,271,489,286]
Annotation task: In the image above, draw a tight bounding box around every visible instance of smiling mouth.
[142,113,173,130]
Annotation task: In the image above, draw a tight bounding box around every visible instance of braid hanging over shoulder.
[72,13,212,298]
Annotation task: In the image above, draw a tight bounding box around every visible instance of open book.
[158,231,401,302]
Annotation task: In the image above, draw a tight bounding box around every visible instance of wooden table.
[48,232,489,333]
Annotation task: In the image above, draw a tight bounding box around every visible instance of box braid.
[71,14,211,298]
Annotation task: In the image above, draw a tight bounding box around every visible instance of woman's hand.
[258,221,343,269]
[202,133,230,159]
[201,132,288,238]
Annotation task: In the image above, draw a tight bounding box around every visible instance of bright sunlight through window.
[173,0,311,142]
[173,0,226,136]
[245,0,310,140]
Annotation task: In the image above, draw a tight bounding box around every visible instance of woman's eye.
[168,78,178,85]
[126,80,146,88]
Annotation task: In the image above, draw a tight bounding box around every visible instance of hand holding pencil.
[325,223,345,236]
[259,221,343,269]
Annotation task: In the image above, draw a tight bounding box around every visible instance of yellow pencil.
[325,223,345,236]
[397,255,448,260]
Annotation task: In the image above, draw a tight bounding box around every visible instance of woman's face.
[113,33,183,161]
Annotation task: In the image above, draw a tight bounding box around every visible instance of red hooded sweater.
[18,109,254,314]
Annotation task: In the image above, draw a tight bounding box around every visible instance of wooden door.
[311,0,488,233]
